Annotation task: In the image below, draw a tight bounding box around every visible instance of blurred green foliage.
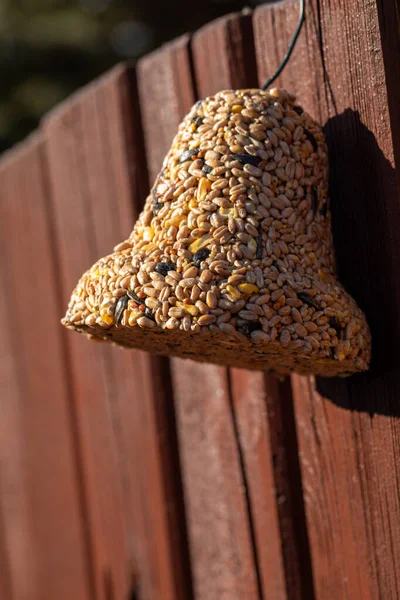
[1,0,263,152]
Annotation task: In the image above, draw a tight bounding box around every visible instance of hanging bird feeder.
[61,2,371,377]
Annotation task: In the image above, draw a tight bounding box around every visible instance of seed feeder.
[61,2,371,376]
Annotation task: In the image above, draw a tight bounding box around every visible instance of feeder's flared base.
[63,320,368,377]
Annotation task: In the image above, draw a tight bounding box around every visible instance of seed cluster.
[62,88,371,376]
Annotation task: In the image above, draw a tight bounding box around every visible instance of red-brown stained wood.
[0,135,91,600]
[230,371,314,600]
[137,28,262,599]
[43,94,128,600]
[171,363,260,599]
[255,1,400,597]
[43,65,191,600]
[137,35,195,182]
[192,11,257,95]
[194,12,314,599]
[229,371,287,600]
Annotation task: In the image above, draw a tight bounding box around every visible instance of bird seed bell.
[62,88,371,377]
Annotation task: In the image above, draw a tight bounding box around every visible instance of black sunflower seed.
[152,178,163,214]
[231,153,261,167]
[152,200,162,215]
[293,105,304,115]
[179,149,199,163]
[203,163,213,174]
[256,235,263,260]
[311,187,318,213]
[192,115,204,129]
[145,307,155,321]
[193,99,204,111]
[114,295,128,325]
[127,290,145,304]
[320,201,328,218]
[192,247,210,267]
[155,261,176,276]
[240,321,262,337]
[329,316,340,330]
[304,129,318,152]
[329,317,344,339]
[298,292,321,311]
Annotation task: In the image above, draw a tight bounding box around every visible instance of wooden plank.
[93,66,192,600]
[254,1,400,597]
[137,29,263,599]
[171,363,261,599]
[0,135,90,599]
[190,17,263,597]
[137,35,195,181]
[43,94,128,600]
[137,17,310,599]
[193,13,315,599]
[230,371,314,599]
[43,64,191,600]
[192,11,257,95]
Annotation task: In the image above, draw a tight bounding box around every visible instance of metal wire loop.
[261,0,305,90]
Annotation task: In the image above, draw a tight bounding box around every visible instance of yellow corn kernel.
[141,243,157,251]
[165,215,185,227]
[128,312,140,326]
[219,208,231,216]
[178,302,199,317]
[197,177,211,202]
[189,141,200,150]
[318,268,329,282]
[220,207,238,218]
[190,123,197,133]
[143,226,154,242]
[92,268,108,278]
[231,104,243,113]
[188,234,212,254]
[226,285,241,300]
[239,283,259,295]
[100,312,114,325]
[189,198,198,209]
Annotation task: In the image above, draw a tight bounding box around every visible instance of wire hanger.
[261,0,305,90]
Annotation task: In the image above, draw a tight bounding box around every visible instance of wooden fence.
[1,1,400,598]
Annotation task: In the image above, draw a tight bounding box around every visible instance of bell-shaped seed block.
[62,88,371,376]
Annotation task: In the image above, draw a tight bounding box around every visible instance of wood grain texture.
[43,83,128,600]
[43,64,191,600]
[0,135,90,600]
[192,11,257,95]
[194,12,314,599]
[230,371,314,600]
[229,371,288,600]
[171,363,260,599]
[255,1,400,597]
[137,35,195,182]
[191,15,264,599]
[138,26,263,599]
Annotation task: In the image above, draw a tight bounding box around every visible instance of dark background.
[1,0,270,153]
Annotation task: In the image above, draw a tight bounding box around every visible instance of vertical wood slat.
[0,135,91,600]
[193,13,313,600]
[254,1,400,597]
[138,35,195,182]
[137,14,313,599]
[43,85,128,600]
[182,18,263,598]
[137,25,262,599]
[43,65,191,600]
